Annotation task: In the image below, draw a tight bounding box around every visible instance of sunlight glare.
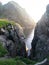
[0,0,49,22]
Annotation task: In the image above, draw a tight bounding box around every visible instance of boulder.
[31,4,49,61]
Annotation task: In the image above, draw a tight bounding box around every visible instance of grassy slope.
[0,19,15,27]
[0,57,36,65]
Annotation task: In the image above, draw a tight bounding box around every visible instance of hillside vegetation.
[0,19,15,27]
[0,57,36,65]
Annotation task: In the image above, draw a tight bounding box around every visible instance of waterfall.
[25,29,34,56]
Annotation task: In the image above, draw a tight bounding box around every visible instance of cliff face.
[0,19,27,58]
[0,1,35,38]
[31,4,49,61]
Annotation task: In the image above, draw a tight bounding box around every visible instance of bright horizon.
[0,0,49,23]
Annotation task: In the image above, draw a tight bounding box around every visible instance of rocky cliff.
[0,19,27,58]
[31,4,49,61]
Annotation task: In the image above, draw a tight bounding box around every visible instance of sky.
[0,0,49,23]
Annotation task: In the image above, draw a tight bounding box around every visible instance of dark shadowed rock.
[31,4,49,61]
[0,23,27,58]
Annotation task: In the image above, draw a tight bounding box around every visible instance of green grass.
[0,56,37,65]
[15,56,36,65]
[0,59,26,65]
[0,58,36,65]
[0,19,15,28]
[0,59,16,65]
[0,43,8,57]
[16,60,26,65]
[0,19,23,30]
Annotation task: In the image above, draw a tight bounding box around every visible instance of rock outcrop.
[31,4,49,61]
[0,23,27,58]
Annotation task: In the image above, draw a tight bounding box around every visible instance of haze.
[0,0,49,22]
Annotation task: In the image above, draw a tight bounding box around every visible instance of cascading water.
[25,29,34,56]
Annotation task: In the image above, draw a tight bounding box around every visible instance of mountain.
[0,1,35,38]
